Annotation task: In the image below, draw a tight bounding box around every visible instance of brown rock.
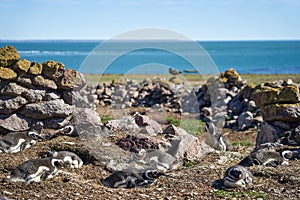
[0,67,17,80]
[0,46,20,67]
[57,68,86,90]
[0,113,31,132]
[261,103,300,122]
[32,75,57,90]
[12,59,31,73]
[42,60,65,81]
[29,62,43,75]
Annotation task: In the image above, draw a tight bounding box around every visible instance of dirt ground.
[1,120,300,200]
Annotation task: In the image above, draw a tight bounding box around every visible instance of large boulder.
[0,67,17,80]
[163,125,214,160]
[73,107,102,131]
[261,103,300,122]
[253,85,299,107]
[0,96,28,114]
[134,114,162,136]
[20,99,74,119]
[0,46,20,67]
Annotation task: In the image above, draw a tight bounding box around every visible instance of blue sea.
[1,40,300,74]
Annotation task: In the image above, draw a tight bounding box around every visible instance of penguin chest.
[7,138,26,153]
[25,166,51,183]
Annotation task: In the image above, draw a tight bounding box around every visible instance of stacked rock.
[95,77,185,113]
[196,69,260,130]
[0,46,86,133]
[252,80,300,147]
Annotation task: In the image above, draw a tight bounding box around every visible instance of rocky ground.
[0,124,299,200]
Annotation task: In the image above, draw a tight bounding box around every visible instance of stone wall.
[253,80,300,147]
[0,46,86,133]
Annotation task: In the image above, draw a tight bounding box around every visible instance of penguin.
[100,169,164,188]
[0,131,40,153]
[169,68,181,75]
[223,165,253,188]
[38,125,76,139]
[204,122,232,151]
[48,150,83,168]
[5,157,64,183]
[100,171,139,188]
[132,149,179,172]
[238,150,289,167]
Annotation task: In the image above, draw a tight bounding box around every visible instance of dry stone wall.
[0,46,86,133]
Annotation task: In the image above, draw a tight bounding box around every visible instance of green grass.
[213,190,267,199]
[101,114,114,124]
[182,158,196,167]
[165,116,205,136]
[85,73,300,86]
[231,141,254,147]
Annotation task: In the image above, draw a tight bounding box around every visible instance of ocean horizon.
[1,40,300,74]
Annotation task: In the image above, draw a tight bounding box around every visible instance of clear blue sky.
[1,0,300,40]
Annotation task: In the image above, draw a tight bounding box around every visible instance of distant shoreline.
[84,73,300,85]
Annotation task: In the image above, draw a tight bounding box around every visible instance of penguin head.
[27,131,41,140]
[61,125,75,135]
[51,158,64,168]
[143,169,164,180]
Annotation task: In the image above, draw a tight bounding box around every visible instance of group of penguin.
[1,124,299,190]
[0,126,165,188]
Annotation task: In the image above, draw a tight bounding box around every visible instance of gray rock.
[255,122,285,147]
[0,114,31,132]
[0,96,28,114]
[20,99,74,119]
[238,111,254,130]
[1,82,46,102]
[105,116,140,133]
[134,114,162,136]
[73,107,102,130]
[43,92,60,101]
[164,125,214,160]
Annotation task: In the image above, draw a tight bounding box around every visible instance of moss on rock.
[0,46,20,67]
[42,60,65,81]
[0,67,17,80]
[29,62,43,75]
[12,59,31,73]
[253,85,299,107]
[262,103,300,122]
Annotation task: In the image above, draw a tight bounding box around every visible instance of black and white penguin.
[0,131,40,153]
[238,150,289,167]
[132,149,179,172]
[204,122,232,151]
[48,150,83,168]
[223,165,253,188]
[5,157,64,183]
[100,169,164,188]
